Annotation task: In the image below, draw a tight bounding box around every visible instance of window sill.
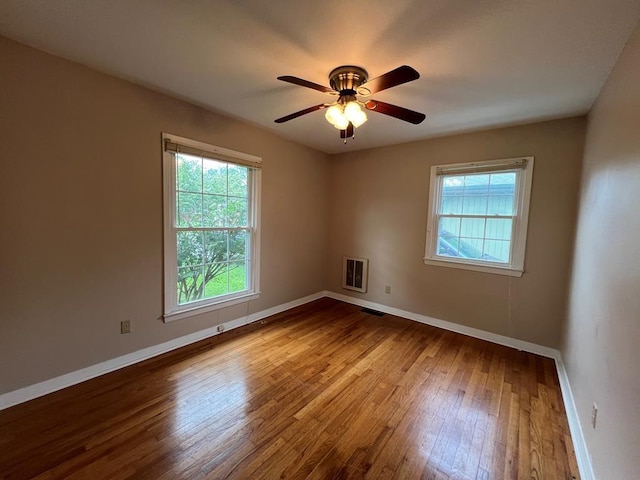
[423,257,523,277]
[163,291,261,323]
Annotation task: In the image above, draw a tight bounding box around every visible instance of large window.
[424,157,534,276]
[162,133,261,321]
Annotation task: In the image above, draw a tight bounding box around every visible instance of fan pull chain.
[343,133,355,145]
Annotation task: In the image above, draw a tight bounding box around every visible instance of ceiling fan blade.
[364,100,426,124]
[362,66,420,94]
[275,104,327,123]
[340,123,354,139]
[277,75,334,93]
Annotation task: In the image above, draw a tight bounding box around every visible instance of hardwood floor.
[0,298,579,479]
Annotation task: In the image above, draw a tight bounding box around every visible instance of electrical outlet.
[120,320,131,334]
[591,403,598,429]
[385,285,391,294]
[217,324,225,333]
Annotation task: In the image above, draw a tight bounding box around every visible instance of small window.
[424,157,534,277]
[162,133,261,321]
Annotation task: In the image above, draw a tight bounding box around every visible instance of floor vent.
[361,307,385,317]
[342,256,368,293]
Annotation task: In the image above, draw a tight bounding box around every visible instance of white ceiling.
[1,1,639,154]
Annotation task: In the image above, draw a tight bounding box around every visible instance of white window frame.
[162,133,261,322]
[424,156,534,277]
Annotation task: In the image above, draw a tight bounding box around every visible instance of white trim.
[161,133,262,320]
[164,139,262,168]
[423,257,524,277]
[554,355,596,480]
[435,157,529,175]
[323,290,557,357]
[0,291,324,411]
[163,292,261,322]
[424,156,534,275]
[0,289,595,480]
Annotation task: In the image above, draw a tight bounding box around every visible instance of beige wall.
[328,118,585,348]
[0,33,590,402]
[0,37,329,394]
[563,21,640,480]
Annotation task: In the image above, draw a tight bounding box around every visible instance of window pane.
[204,263,229,297]
[460,218,485,239]
[486,218,512,240]
[439,217,460,237]
[438,234,460,257]
[441,195,462,214]
[487,195,515,215]
[490,172,516,185]
[465,174,490,192]
[443,176,465,189]
[228,197,248,227]
[487,172,516,215]
[228,261,248,292]
[462,195,487,215]
[228,164,248,197]
[204,230,228,263]
[177,231,204,267]
[177,192,202,227]
[203,194,226,227]
[483,240,510,263]
[458,237,484,259]
[441,176,464,214]
[177,266,204,304]
[203,159,227,195]
[177,154,202,193]
[229,230,248,260]
[462,174,489,214]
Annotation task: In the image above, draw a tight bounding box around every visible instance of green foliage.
[177,154,248,228]
[175,154,250,304]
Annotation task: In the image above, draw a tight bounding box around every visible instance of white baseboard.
[554,356,595,480]
[0,291,325,411]
[0,289,595,480]
[323,290,595,480]
[323,290,559,358]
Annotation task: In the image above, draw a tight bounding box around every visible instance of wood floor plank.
[0,299,579,479]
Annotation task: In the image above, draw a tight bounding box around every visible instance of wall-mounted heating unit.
[342,256,369,293]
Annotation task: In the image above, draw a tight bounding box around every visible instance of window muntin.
[425,157,533,276]
[163,134,261,321]
[175,154,250,305]
[437,171,516,263]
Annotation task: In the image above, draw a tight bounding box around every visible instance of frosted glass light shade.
[333,115,350,130]
[350,109,367,128]
[344,101,361,118]
[325,104,344,125]
[344,101,367,128]
[325,101,367,130]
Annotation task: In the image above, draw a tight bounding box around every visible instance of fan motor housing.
[329,66,368,94]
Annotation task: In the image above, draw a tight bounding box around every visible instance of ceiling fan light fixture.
[325,101,367,129]
[324,104,344,126]
[325,104,350,129]
[332,114,350,130]
[344,101,367,128]
[276,65,424,140]
[350,111,368,128]
[343,100,361,117]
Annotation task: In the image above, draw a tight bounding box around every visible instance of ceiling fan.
[275,65,426,142]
